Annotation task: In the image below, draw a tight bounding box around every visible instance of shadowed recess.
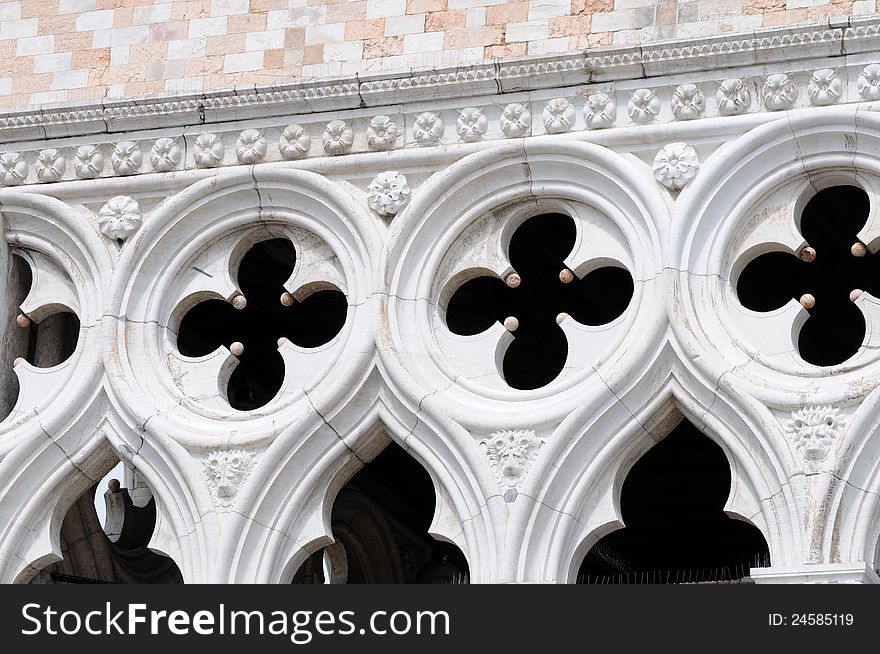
[578,419,769,584]
[177,238,347,410]
[293,442,469,584]
[445,213,633,390]
[737,186,880,366]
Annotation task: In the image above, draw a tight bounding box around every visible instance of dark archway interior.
[446,213,633,389]
[737,185,880,366]
[29,474,182,584]
[293,441,469,584]
[177,238,347,410]
[578,419,769,584]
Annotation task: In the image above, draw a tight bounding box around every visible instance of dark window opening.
[446,213,633,390]
[28,469,182,584]
[737,185,880,366]
[293,441,469,584]
[578,420,769,584]
[177,238,347,410]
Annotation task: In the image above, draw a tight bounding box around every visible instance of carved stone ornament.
[74,144,104,179]
[36,149,65,183]
[500,102,532,138]
[204,449,254,508]
[762,73,797,111]
[653,142,699,191]
[322,119,354,155]
[111,141,142,176]
[808,69,841,106]
[279,124,311,159]
[0,152,27,186]
[627,88,661,124]
[194,132,225,168]
[150,137,182,172]
[236,129,267,164]
[457,107,488,142]
[542,97,577,134]
[858,64,880,101]
[366,115,399,151]
[783,406,848,470]
[98,195,142,241]
[413,111,444,145]
[671,83,705,121]
[716,78,751,116]
[367,171,410,217]
[481,430,544,490]
[584,92,616,129]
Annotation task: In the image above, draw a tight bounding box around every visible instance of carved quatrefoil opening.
[176,238,347,410]
[736,185,880,367]
[445,213,633,390]
[578,420,770,584]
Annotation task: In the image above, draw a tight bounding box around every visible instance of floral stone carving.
[236,129,267,164]
[481,430,544,493]
[0,152,27,186]
[858,64,880,101]
[628,88,661,124]
[366,116,399,151]
[671,83,705,121]
[150,137,182,172]
[279,124,312,159]
[413,112,444,145]
[653,142,699,191]
[204,449,254,508]
[457,107,488,142]
[500,103,532,138]
[74,144,104,179]
[98,196,142,241]
[783,406,847,470]
[194,132,225,168]
[36,149,65,183]
[584,93,616,129]
[808,69,841,107]
[367,171,410,217]
[323,119,354,155]
[542,97,577,134]
[111,141,142,176]
[716,78,751,116]
[762,73,797,111]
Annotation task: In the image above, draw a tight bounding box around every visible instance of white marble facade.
[3,18,880,584]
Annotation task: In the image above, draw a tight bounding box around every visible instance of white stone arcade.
[2,21,880,584]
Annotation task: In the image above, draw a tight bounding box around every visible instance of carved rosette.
[279,124,311,159]
[481,430,544,494]
[74,144,104,179]
[367,170,410,217]
[584,92,616,129]
[783,406,847,471]
[203,449,254,509]
[762,73,797,111]
[671,83,705,121]
[858,64,880,101]
[322,119,354,155]
[542,97,577,134]
[413,112,444,145]
[716,78,751,116]
[111,141,143,176]
[236,129,267,164]
[456,107,488,142]
[808,69,841,106]
[500,103,532,138]
[36,149,65,183]
[150,137,182,172]
[0,152,27,186]
[627,88,660,124]
[653,142,699,191]
[366,115,399,151]
[194,132,225,168]
[98,195,142,241]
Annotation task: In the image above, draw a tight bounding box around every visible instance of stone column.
[34,312,70,368]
